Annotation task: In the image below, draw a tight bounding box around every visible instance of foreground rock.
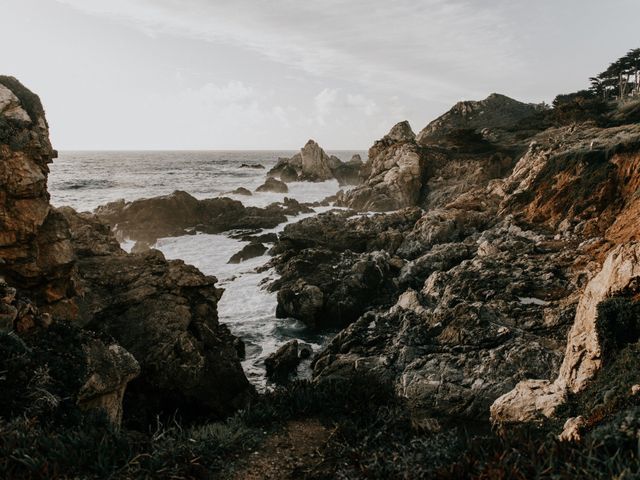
[267,140,363,185]
[491,242,640,423]
[0,280,140,426]
[95,191,312,243]
[61,208,254,420]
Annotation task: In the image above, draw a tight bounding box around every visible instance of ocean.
[49,150,365,387]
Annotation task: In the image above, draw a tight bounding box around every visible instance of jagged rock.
[228,243,268,263]
[267,140,363,185]
[256,177,289,193]
[337,121,427,211]
[265,340,300,381]
[94,191,312,243]
[310,218,580,420]
[491,242,640,423]
[0,77,78,318]
[61,208,254,420]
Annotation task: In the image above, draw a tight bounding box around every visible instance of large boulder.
[61,209,254,420]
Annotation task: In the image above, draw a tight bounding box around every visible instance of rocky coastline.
[3,68,640,478]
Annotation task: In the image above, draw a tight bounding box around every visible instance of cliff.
[0,78,253,430]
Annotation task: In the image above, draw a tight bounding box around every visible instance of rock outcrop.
[337,121,428,211]
[267,140,363,185]
[267,93,640,428]
[61,208,254,420]
[0,78,253,428]
[95,191,312,244]
[0,76,78,319]
[491,242,640,423]
[416,93,540,145]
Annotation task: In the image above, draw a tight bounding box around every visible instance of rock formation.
[0,78,253,428]
[267,139,363,185]
[416,93,541,145]
[267,92,640,428]
[95,191,312,244]
[336,121,428,211]
[61,208,254,419]
[0,76,78,319]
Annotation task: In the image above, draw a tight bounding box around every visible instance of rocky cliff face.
[269,93,640,429]
[0,78,252,427]
[0,76,78,319]
[338,121,428,211]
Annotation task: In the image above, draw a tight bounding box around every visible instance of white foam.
[153,206,339,388]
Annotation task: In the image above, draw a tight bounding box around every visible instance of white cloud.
[53,0,520,102]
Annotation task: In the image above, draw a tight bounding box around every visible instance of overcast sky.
[2,0,639,150]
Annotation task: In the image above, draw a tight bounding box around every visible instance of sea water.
[49,150,363,387]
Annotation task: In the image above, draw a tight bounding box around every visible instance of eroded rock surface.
[62,208,254,419]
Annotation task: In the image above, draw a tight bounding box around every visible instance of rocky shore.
[3,70,640,478]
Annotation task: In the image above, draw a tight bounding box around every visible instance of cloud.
[54,0,521,102]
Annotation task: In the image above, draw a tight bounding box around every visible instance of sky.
[2,0,639,150]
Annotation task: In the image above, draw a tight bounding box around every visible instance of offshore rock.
[256,177,289,193]
[95,191,312,243]
[267,140,363,185]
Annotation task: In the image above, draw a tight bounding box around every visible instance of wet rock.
[265,340,301,381]
[231,187,252,196]
[256,177,289,193]
[228,243,268,263]
[240,163,265,169]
